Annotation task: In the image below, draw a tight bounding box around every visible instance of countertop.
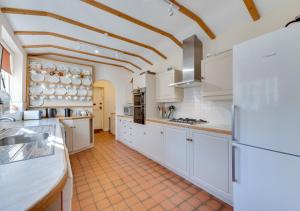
[58,115,94,120]
[117,115,232,136]
[0,118,68,211]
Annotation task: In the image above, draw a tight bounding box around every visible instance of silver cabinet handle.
[232,105,238,142]
[160,131,164,135]
[232,145,238,182]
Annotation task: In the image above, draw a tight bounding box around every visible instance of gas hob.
[169,118,208,125]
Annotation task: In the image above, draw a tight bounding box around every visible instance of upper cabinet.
[156,69,183,102]
[133,74,146,90]
[201,50,233,100]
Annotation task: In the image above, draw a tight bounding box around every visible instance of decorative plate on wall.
[60,76,72,84]
[78,88,87,96]
[43,87,55,95]
[82,77,92,86]
[47,75,60,83]
[81,69,91,75]
[55,87,67,95]
[43,63,56,70]
[70,67,81,75]
[31,73,45,82]
[29,84,43,95]
[71,78,81,85]
[29,62,42,69]
[67,88,77,96]
[30,97,44,106]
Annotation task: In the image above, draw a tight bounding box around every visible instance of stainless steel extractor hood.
[169,35,203,88]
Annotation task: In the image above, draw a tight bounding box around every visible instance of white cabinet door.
[164,126,189,177]
[117,117,124,142]
[132,123,147,152]
[73,119,91,151]
[190,131,230,194]
[144,124,164,163]
[202,50,232,98]
[61,120,74,152]
[233,143,300,211]
[156,70,183,102]
[133,74,146,89]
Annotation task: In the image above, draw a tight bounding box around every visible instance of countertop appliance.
[169,118,207,125]
[64,108,72,117]
[133,88,145,124]
[23,110,42,120]
[47,108,57,118]
[124,104,133,116]
[232,24,300,211]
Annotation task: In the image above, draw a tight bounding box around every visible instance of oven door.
[134,106,145,124]
[133,93,144,106]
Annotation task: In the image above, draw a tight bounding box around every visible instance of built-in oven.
[133,88,145,124]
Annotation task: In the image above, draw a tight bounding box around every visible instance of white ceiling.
[0,0,287,73]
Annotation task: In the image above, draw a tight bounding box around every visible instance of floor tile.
[70,132,233,211]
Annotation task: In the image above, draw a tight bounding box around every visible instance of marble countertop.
[117,115,231,136]
[0,118,68,211]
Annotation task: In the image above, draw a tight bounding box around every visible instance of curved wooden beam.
[168,0,216,39]
[81,0,182,48]
[29,52,134,73]
[23,44,141,70]
[243,0,260,21]
[0,7,167,59]
[15,31,153,65]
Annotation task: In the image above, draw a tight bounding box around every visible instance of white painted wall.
[93,80,115,131]
[146,0,300,125]
[94,64,132,115]
[0,14,27,111]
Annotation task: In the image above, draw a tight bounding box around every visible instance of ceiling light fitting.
[162,0,179,16]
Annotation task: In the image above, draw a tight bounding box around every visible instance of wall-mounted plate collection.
[28,60,93,107]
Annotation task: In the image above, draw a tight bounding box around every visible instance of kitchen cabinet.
[156,69,183,102]
[190,130,231,199]
[133,74,146,89]
[164,126,189,177]
[143,123,164,164]
[116,116,232,204]
[61,118,93,153]
[201,50,232,99]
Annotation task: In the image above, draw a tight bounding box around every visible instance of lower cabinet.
[61,118,93,153]
[144,124,164,164]
[116,117,232,204]
[164,126,189,178]
[190,130,231,201]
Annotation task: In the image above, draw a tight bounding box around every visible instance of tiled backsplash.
[166,87,232,125]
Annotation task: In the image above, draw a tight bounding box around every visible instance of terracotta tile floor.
[70,132,233,211]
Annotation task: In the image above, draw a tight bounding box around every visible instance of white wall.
[146,0,300,125]
[0,14,26,111]
[94,80,115,131]
[94,64,132,115]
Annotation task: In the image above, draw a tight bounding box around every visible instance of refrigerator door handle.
[232,105,238,142]
[232,145,238,182]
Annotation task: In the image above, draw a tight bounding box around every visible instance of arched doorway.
[93,80,116,134]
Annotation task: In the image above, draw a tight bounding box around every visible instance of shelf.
[30,80,91,87]
[28,105,93,108]
[29,67,91,77]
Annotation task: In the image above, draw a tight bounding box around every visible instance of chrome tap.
[0,117,16,122]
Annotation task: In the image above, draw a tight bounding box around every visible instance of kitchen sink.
[0,133,49,146]
[0,125,55,165]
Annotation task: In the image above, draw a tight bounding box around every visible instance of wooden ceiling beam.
[243,0,260,21]
[23,44,141,70]
[28,52,134,73]
[81,0,182,48]
[0,7,167,59]
[168,0,216,40]
[15,31,153,65]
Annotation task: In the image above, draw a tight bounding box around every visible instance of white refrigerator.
[232,23,300,211]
